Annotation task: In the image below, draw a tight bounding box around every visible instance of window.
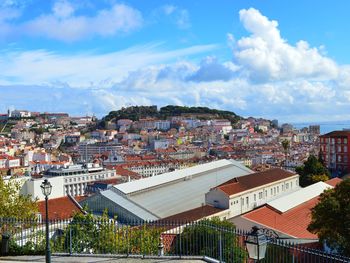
[338,146,341,152]
[241,198,244,205]
[338,138,341,144]
[282,185,284,191]
[277,186,279,193]
[286,183,289,189]
[273,187,276,195]
[271,189,273,195]
[254,194,256,201]
[345,146,348,153]
[338,155,342,162]
[345,138,348,144]
[259,192,262,199]
[246,197,249,206]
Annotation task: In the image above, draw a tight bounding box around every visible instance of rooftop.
[214,168,297,196]
[113,159,252,196]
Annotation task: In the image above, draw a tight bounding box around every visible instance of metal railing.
[0,217,349,263]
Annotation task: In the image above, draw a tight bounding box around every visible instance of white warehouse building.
[81,159,253,222]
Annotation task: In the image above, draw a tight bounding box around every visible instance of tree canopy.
[103,105,241,125]
[295,155,330,187]
[308,179,350,256]
[0,177,38,220]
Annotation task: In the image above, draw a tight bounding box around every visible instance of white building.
[205,168,299,218]
[21,164,118,200]
[81,159,253,222]
[155,120,171,131]
[10,110,32,118]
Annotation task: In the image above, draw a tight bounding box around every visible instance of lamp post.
[41,179,52,263]
[245,226,268,262]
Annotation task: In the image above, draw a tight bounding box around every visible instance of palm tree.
[281,139,290,167]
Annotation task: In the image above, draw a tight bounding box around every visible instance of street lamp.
[245,226,268,262]
[41,179,52,263]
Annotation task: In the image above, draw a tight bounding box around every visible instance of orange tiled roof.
[242,197,319,239]
[325,177,342,187]
[215,168,296,196]
[37,196,85,220]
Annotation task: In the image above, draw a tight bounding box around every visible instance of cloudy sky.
[1,0,350,122]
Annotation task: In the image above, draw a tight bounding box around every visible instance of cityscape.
[1,1,350,262]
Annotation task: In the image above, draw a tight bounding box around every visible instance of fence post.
[69,227,72,255]
[219,230,222,263]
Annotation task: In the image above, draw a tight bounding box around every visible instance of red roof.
[160,205,223,222]
[325,177,342,187]
[215,168,297,196]
[37,196,85,220]
[242,197,319,239]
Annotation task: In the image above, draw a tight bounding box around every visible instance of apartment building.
[21,163,117,200]
[319,131,350,175]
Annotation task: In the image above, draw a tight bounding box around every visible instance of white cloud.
[0,1,143,42]
[159,5,191,29]
[0,43,218,86]
[52,0,75,18]
[25,2,143,41]
[234,8,339,82]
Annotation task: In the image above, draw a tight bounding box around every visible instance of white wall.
[205,175,300,218]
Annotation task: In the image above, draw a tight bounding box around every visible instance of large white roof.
[267,181,333,213]
[101,159,253,219]
[114,159,252,196]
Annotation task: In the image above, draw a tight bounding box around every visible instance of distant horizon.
[4,105,350,127]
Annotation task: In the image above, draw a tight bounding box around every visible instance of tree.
[295,155,330,187]
[281,139,290,166]
[176,217,247,262]
[308,179,350,256]
[0,177,38,220]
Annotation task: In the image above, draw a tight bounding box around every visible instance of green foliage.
[295,155,330,187]
[308,179,350,256]
[176,217,247,262]
[0,177,38,222]
[6,230,45,255]
[103,105,241,126]
[51,212,163,255]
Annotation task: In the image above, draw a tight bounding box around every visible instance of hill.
[103,105,241,125]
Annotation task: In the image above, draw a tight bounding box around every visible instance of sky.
[1,0,350,122]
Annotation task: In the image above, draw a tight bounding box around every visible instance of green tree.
[295,155,330,187]
[0,177,38,221]
[281,139,290,166]
[53,212,163,255]
[308,179,350,256]
[176,217,247,262]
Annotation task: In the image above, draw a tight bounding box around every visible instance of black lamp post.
[41,179,52,263]
[245,226,268,262]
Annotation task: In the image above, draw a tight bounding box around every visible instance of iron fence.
[0,217,349,263]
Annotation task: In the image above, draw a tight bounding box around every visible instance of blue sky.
[1,0,350,122]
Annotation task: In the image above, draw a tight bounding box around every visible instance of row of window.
[320,137,348,144]
[64,172,112,183]
[230,180,297,206]
[321,145,348,153]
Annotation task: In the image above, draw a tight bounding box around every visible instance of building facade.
[319,131,350,176]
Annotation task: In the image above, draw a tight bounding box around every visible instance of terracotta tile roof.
[37,196,84,220]
[159,205,224,222]
[242,197,319,239]
[320,131,350,137]
[215,168,297,196]
[325,177,342,187]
